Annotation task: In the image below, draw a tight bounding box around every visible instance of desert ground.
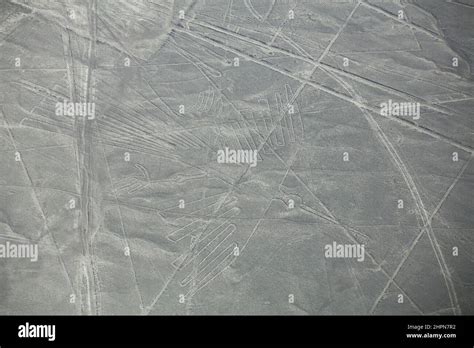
[0,0,473,315]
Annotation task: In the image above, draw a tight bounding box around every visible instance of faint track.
[0,106,76,302]
[174,26,474,154]
[370,155,471,314]
[323,63,462,315]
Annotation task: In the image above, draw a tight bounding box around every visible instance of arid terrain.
[0,0,473,315]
